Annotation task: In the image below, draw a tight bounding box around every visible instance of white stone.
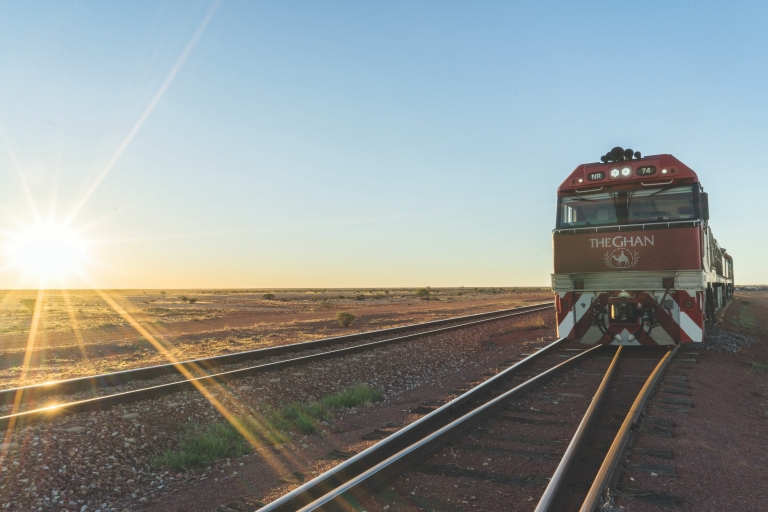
[121,413,139,420]
[61,426,86,433]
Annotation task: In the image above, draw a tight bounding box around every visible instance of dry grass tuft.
[518,314,547,330]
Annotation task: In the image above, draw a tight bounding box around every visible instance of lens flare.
[6,222,87,281]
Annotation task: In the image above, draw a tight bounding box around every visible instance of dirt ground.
[0,288,551,389]
[0,308,557,512]
[613,291,768,511]
[2,290,764,511]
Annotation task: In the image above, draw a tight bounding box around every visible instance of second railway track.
[0,303,552,430]
[243,342,678,512]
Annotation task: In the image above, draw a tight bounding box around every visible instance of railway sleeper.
[611,487,684,508]
[413,464,550,486]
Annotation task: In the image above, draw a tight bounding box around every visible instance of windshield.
[558,184,697,229]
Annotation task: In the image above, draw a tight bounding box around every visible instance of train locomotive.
[552,147,734,345]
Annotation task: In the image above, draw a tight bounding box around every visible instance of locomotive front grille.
[551,270,706,293]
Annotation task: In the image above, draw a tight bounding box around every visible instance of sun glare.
[6,222,87,282]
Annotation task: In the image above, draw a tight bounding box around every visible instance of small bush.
[520,315,547,330]
[187,298,198,304]
[355,295,366,301]
[416,287,431,298]
[372,293,386,300]
[180,296,189,302]
[19,299,37,313]
[336,312,356,327]
[154,422,251,471]
[263,293,275,300]
[321,384,383,410]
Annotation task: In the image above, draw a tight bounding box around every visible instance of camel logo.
[604,248,639,269]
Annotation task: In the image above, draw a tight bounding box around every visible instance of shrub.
[520,315,547,330]
[187,298,198,304]
[263,293,275,300]
[372,293,386,300]
[355,295,366,301]
[336,312,356,327]
[19,299,37,313]
[153,421,251,471]
[180,296,189,302]
[416,287,431,299]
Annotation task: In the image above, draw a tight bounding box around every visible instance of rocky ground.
[612,292,768,511]
[5,291,763,512]
[0,310,556,511]
[700,325,757,354]
[0,288,550,389]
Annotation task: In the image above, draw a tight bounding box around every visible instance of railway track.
[238,342,677,512]
[0,302,552,431]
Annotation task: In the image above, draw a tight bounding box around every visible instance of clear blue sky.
[0,1,765,288]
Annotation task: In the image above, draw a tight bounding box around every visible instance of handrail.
[640,180,673,186]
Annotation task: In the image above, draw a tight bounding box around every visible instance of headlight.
[621,167,631,176]
[610,168,620,178]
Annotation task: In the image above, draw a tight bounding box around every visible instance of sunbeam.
[65,0,223,224]
[60,289,90,363]
[88,286,295,475]
[0,123,41,224]
[3,287,45,451]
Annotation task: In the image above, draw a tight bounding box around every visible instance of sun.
[6,222,88,283]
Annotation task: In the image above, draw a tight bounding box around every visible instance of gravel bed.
[700,326,757,354]
[361,355,613,512]
[1,309,546,416]
[0,312,554,511]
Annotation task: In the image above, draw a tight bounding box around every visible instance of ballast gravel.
[701,326,757,354]
[0,312,553,511]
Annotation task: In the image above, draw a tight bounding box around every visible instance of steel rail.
[0,304,553,431]
[579,345,678,512]
[291,345,608,512]
[0,302,553,407]
[534,346,624,512]
[258,341,607,512]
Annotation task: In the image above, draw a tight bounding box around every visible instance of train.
[551,147,734,345]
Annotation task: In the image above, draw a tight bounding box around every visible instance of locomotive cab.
[552,148,733,345]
